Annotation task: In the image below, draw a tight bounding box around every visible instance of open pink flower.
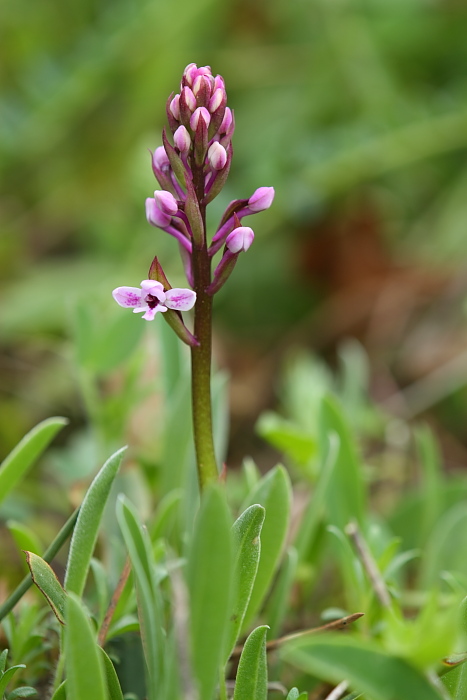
[113,280,196,321]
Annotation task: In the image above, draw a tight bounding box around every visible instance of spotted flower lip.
[112,280,196,321]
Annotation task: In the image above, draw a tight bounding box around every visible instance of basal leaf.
[65,593,107,700]
[24,552,67,624]
[187,485,233,700]
[233,625,269,700]
[282,634,444,700]
[241,465,292,630]
[64,446,126,597]
[0,417,67,505]
[225,504,265,661]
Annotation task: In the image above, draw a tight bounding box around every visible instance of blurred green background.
[2,0,467,462]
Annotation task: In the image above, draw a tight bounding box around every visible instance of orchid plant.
[112,62,274,490]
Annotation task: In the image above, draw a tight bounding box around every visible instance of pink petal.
[142,305,167,321]
[112,286,143,308]
[164,288,197,311]
[140,280,165,301]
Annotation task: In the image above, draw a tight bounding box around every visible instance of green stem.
[190,162,218,489]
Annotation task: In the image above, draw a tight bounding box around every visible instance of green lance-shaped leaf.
[24,551,67,624]
[281,634,445,700]
[241,465,292,630]
[7,686,38,697]
[286,690,308,700]
[0,417,67,505]
[64,446,126,597]
[225,504,265,661]
[319,395,366,531]
[116,495,164,700]
[100,647,124,700]
[187,484,233,700]
[233,625,269,700]
[0,664,26,697]
[65,593,107,700]
[7,520,42,558]
[50,682,67,700]
[0,649,7,672]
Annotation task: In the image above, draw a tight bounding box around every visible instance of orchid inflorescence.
[113,62,274,345]
[113,62,274,486]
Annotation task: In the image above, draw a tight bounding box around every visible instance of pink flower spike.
[190,107,211,131]
[174,125,191,153]
[146,198,171,228]
[112,280,196,321]
[226,226,254,253]
[248,186,275,212]
[154,190,178,216]
[170,94,181,120]
[207,142,227,170]
[165,288,197,311]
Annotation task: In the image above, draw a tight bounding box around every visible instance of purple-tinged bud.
[226,226,254,253]
[181,86,197,112]
[152,146,170,171]
[213,75,225,92]
[190,106,211,131]
[183,63,198,87]
[170,94,181,120]
[208,88,224,114]
[196,65,212,78]
[154,190,178,216]
[146,198,171,228]
[248,187,275,212]
[219,107,233,134]
[207,142,227,170]
[193,74,212,100]
[174,125,191,153]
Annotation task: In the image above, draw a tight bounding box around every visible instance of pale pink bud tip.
[170,94,181,120]
[152,146,170,170]
[183,63,198,86]
[208,88,224,113]
[190,106,211,131]
[220,107,233,134]
[146,198,171,228]
[208,142,227,170]
[174,125,191,153]
[154,190,178,216]
[248,187,275,212]
[226,226,255,253]
[181,86,197,112]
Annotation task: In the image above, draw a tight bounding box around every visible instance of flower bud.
[146,198,171,228]
[183,63,198,87]
[154,190,178,216]
[213,75,225,92]
[169,94,181,120]
[248,187,275,212]
[219,107,233,134]
[174,125,191,153]
[193,75,213,104]
[208,88,224,113]
[226,226,254,253]
[181,86,197,112]
[190,106,211,131]
[207,141,227,170]
[152,146,170,172]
